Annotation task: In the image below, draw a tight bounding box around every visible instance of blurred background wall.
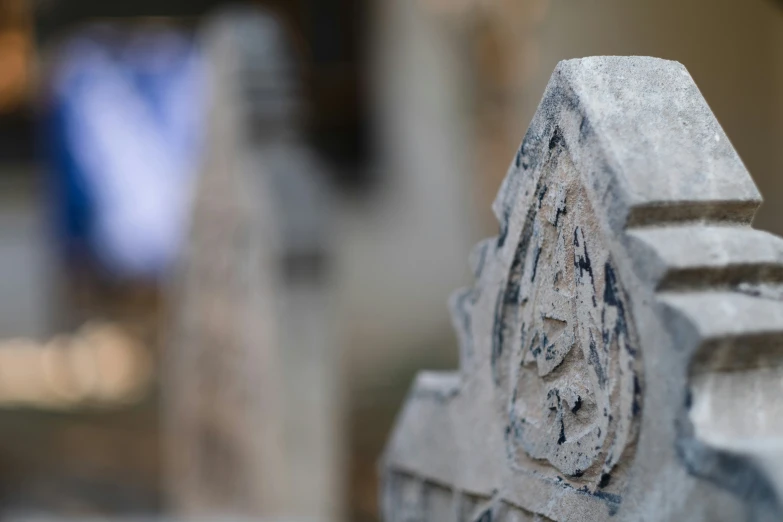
[0,0,779,521]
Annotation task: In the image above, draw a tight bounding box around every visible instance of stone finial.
[382,56,783,522]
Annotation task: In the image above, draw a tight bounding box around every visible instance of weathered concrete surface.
[382,56,783,522]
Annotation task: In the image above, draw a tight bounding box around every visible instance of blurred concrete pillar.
[163,7,341,521]
[341,0,479,380]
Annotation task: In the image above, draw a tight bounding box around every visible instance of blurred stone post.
[163,7,341,521]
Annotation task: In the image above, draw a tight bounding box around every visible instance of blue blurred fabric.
[45,27,206,280]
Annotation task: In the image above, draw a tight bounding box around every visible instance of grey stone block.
[382,57,783,522]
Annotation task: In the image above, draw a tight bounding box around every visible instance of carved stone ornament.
[381,57,783,522]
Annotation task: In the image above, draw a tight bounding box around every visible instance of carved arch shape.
[382,56,783,522]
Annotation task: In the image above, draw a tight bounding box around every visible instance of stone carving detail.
[382,56,783,522]
[500,154,641,486]
[383,471,554,522]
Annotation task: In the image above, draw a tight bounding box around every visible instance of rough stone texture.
[164,7,339,521]
[381,56,783,522]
